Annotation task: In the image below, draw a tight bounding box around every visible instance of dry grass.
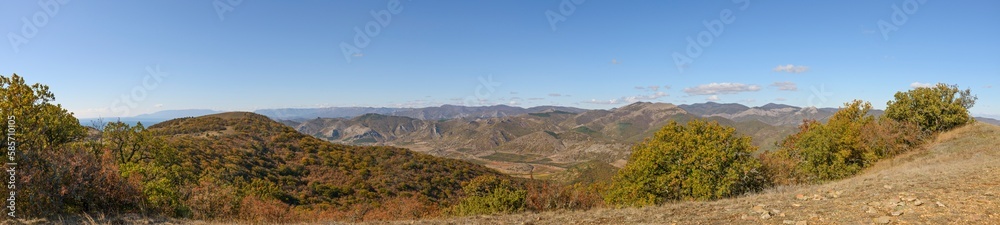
[366,123,1000,224]
[10,123,998,225]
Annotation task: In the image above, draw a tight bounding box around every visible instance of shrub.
[447,175,527,216]
[764,100,927,184]
[885,83,977,133]
[605,120,766,207]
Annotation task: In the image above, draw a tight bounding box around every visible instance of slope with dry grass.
[372,122,1000,224]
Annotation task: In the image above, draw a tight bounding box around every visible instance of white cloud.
[773,64,810,73]
[910,82,933,88]
[706,95,720,101]
[770,81,798,91]
[584,98,624,105]
[648,86,660,91]
[583,92,669,105]
[623,92,669,103]
[683,83,762,95]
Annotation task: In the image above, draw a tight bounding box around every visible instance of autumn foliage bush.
[762,99,934,185]
[605,120,767,207]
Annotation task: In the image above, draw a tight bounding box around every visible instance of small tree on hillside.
[885,83,976,133]
[605,120,766,207]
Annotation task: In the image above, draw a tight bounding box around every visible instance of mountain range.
[255,105,589,120]
[282,102,811,177]
[118,102,999,179]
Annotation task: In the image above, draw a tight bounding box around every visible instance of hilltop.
[373,122,1000,224]
[145,112,506,221]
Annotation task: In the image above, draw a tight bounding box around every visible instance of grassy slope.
[378,122,1000,224]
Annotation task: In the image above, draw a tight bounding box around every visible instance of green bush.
[605,120,766,207]
[885,83,976,133]
[447,175,526,216]
[764,100,927,184]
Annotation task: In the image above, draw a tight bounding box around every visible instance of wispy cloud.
[154,104,164,108]
[706,95,720,101]
[548,93,562,97]
[770,81,798,91]
[775,97,787,101]
[773,64,810,73]
[684,83,761,95]
[910,82,933,88]
[634,86,645,90]
[583,92,669,105]
[527,97,545,101]
[584,99,624,105]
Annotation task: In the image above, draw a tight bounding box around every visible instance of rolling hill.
[146,112,506,220]
[289,102,796,178]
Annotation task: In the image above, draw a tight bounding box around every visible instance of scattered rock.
[751,205,767,213]
[914,200,924,206]
[792,203,802,207]
[875,216,892,224]
[891,210,904,216]
[883,185,893,190]
[783,220,796,225]
[761,211,772,220]
[812,194,826,201]
[936,201,947,207]
[795,194,809,201]
[796,221,808,225]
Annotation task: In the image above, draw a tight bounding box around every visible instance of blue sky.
[2,0,998,118]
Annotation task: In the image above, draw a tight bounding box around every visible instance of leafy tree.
[0,74,85,151]
[104,121,157,164]
[605,120,766,207]
[1,74,140,217]
[885,83,977,132]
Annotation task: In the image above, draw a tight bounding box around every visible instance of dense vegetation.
[605,120,767,207]
[761,84,974,185]
[1,74,980,221]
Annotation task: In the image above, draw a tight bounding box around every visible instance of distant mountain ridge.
[254,105,589,120]
[133,109,221,119]
[286,102,797,177]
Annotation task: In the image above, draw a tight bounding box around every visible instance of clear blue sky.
[2,0,998,118]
